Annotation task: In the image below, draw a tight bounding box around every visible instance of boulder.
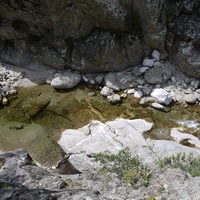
[51,72,81,89]
[167,14,200,78]
[70,31,142,73]
[151,88,172,105]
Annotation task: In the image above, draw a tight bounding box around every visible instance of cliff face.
[0,0,199,76]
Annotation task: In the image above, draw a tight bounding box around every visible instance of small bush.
[93,148,152,188]
[157,152,200,177]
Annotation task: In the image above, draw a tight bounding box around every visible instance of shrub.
[93,147,152,188]
[157,152,200,177]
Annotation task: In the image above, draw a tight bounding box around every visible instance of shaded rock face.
[0,0,199,76]
[166,1,200,78]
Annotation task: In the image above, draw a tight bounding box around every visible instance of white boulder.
[51,71,81,89]
[151,88,172,105]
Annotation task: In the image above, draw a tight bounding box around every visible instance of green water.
[0,84,199,167]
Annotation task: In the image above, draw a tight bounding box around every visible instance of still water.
[0,84,199,166]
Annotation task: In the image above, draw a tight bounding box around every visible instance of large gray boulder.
[167,12,200,78]
[70,31,142,73]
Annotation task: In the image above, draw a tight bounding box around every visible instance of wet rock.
[51,71,81,89]
[100,86,114,97]
[107,94,121,104]
[151,88,172,105]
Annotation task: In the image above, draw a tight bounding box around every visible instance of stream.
[0,84,200,167]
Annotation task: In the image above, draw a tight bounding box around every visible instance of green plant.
[93,148,152,188]
[157,152,200,177]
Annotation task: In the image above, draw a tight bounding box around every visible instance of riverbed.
[0,84,199,167]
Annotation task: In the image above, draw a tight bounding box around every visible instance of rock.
[167,14,200,78]
[153,61,162,68]
[100,86,114,97]
[107,94,121,104]
[171,128,200,148]
[139,66,149,74]
[139,97,155,105]
[144,67,163,84]
[104,73,120,91]
[151,102,170,112]
[127,89,135,94]
[151,88,172,105]
[134,90,143,98]
[151,102,164,109]
[51,71,81,89]
[2,97,8,105]
[152,49,160,61]
[71,31,142,73]
[0,149,104,200]
[142,58,154,67]
[184,93,197,104]
[95,74,104,84]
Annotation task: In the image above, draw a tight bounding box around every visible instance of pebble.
[143,58,154,67]
[134,90,143,98]
[2,97,8,105]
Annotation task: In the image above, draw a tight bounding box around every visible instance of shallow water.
[0,84,199,166]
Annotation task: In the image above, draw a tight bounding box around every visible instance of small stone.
[154,61,162,67]
[2,97,8,105]
[151,102,164,109]
[184,94,197,104]
[107,94,121,104]
[100,86,114,97]
[120,93,127,99]
[152,49,160,61]
[95,75,104,84]
[136,78,145,85]
[127,89,135,94]
[143,58,154,67]
[134,90,143,98]
[89,79,95,85]
[139,66,149,74]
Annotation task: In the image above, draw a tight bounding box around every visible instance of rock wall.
[0,0,200,76]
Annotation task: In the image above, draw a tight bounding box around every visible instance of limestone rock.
[151,88,172,105]
[107,94,121,104]
[51,72,81,89]
[100,86,114,97]
[184,93,197,104]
